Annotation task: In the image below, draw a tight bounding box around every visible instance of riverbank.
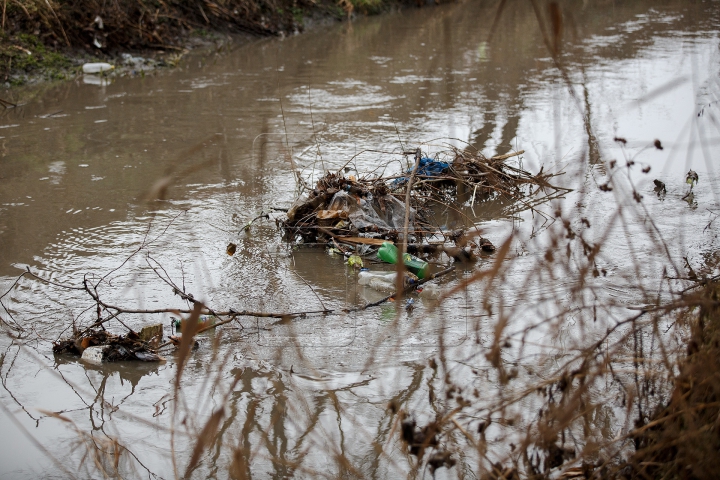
[0,0,436,89]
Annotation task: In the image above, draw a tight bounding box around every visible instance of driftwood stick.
[490,149,525,161]
[318,227,391,246]
[243,212,270,231]
[145,257,221,318]
[162,267,456,343]
[0,97,17,108]
[78,309,123,337]
[160,305,342,344]
[396,149,422,298]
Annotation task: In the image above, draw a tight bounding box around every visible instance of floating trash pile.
[53,324,165,364]
[280,147,565,267]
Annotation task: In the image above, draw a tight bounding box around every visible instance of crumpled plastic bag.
[327,191,414,231]
[346,255,364,268]
[286,193,309,223]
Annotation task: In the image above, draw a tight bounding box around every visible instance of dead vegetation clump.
[628,279,720,479]
[389,241,720,479]
[3,0,311,52]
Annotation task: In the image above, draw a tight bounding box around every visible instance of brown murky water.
[1,0,719,477]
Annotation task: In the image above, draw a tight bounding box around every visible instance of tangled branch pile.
[282,147,565,247]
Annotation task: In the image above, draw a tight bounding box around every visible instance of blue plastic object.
[393,157,450,185]
[417,157,450,176]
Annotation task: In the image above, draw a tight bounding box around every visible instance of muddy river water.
[1,0,720,478]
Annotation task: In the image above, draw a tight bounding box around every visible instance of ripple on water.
[288,84,395,113]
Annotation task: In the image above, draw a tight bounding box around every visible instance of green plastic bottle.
[377,242,429,279]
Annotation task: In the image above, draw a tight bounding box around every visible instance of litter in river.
[392,157,450,185]
[281,147,564,271]
[82,62,114,74]
[377,241,429,279]
[41,146,565,364]
[358,270,419,293]
[171,315,217,333]
[345,254,364,269]
[53,326,165,363]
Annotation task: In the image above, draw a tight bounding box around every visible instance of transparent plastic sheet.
[327,191,415,231]
[286,193,309,222]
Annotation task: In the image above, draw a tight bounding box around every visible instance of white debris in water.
[81,346,105,365]
[82,62,113,74]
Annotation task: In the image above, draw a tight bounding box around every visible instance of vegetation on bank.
[630,270,720,479]
[0,0,434,86]
[0,33,72,85]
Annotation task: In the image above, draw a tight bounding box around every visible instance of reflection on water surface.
[1,0,720,477]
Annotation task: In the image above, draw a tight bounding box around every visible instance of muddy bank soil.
[0,0,439,87]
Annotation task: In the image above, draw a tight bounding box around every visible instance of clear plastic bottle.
[358,270,396,286]
[358,271,397,292]
[358,270,421,293]
[370,277,396,293]
[172,315,216,332]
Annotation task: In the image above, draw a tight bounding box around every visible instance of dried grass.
[1,1,719,479]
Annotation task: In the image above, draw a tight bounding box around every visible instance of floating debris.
[281,147,562,267]
[53,328,165,363]
[171,315,217,333]
[404,298,415,313]
[378,241,429,278]
[357,270,419,293]
[683,170,699,201]
[345,254,364,269]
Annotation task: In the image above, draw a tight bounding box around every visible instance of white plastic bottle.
[83,62,114,74]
